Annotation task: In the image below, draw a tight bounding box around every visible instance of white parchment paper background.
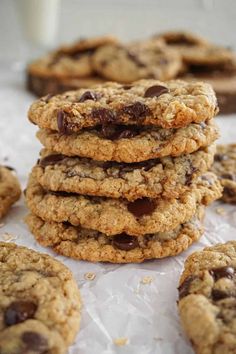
[1,64,236,354]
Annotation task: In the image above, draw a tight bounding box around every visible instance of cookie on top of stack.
[25,79,222,263]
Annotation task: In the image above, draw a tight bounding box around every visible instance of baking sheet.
[0,64,236,354]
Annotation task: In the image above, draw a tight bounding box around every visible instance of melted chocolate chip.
[144,85,168,98]
[112,233,139,251]
[221,173,235,180]
[91,108,116,124]
[69,48,95,59]
[121,102,150,119]
[211,289,229,301]
[78,91,99,103]
[50,190,75,197]
[126,51,146,68]
[223,187,236,198]
[40,154,66,167]
[214,154,228,162]
[209,266,235,281]
[57,110,73,135]
[178,275,198,299]
[100,124,139,140]
[103,159,157,177]
[4,301,37,326]
[123,85,132,90]
[3,165,15,171]
[185,165,197,185]
[22,332,48,351]
[127,198,156,217]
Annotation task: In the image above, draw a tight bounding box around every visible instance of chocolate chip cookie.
[37,119,219,163]
[28,80,218,132]
[27,35,117,97]
[0,166,21,219]
[155,31,209,48]
[92,40,182,83]
[25,205,204,263]
[211,144,236,203]
[25,170,222,236]
[0,242,81,354]
[34,145,216,201]
[178,241,236,354]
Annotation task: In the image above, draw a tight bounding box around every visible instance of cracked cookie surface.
[34,145,215,200]
[0,242,81,354]
[25,171,222,236]
[28,79,218,132]
[25,206,204,263]
[178,241,236,354]
[37,119,219,163]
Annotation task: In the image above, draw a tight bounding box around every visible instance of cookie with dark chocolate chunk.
[34,145,216,201]
[27,35,117,96]
[178,241,236,354]
[28,79,218,132]
[211,144,236,203]
[0,242,81,354]
[25,206,205,263]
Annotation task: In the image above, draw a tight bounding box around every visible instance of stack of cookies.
[25,79,222,263]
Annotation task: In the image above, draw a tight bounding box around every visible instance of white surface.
[1,65,236,354]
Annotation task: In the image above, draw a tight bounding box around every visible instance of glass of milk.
[17,0,61,48]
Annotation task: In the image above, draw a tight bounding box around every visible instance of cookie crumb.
[140,276,154,284]
[84,272,96,281]
[215,207,226,216]
[1,233,18,242]
[113,337,128,346]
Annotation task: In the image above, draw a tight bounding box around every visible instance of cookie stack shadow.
[25,79,222,263]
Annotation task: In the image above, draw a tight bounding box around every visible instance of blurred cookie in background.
[27,35,117,96]
[92,39,182,83]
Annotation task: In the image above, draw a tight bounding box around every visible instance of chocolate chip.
[22,332,48,351]
[123,85,132,90]
[50,190,75,197]
[91,108,116,124]
[100,124,139,140]
[214,154,228,162]
[3,165,15,171]
[69,48,95,59]
[209,266,235,281]
[78,91,99,103]
[221,173,235,181]
[185,165,197,185]
[144,85,168,98]
[57,110,72,135]
[4,301,37,326]
[126,51,146,68]
[211,289,229,301]
[40,154,66,167]
[112,233,139,251]
[178,275,198,299]
[223,187,236,198]
[127,198,156,217]
[121,102,150,119]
